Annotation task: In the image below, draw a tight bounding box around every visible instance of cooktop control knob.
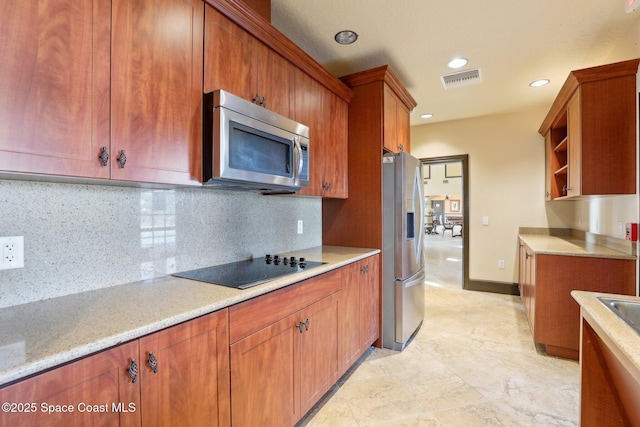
[283,257,289,265]
[265,254,272,264]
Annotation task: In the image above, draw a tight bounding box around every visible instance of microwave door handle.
[294,139,303,177]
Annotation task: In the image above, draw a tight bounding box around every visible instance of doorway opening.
[421,154,469,290]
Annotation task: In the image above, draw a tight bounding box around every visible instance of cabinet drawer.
[229,269,342,343]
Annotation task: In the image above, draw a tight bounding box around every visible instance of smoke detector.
[440,68,482,90]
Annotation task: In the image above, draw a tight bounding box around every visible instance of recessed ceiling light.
[420,113,433,119]
[529,79,550,87]
[447,58,468,69]
[334,30,358,45]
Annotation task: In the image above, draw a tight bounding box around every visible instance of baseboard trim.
[466,279,519,296]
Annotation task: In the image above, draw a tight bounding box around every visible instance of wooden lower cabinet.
[0,309,230,427]
[229,271,342,427]
[0,341,141,427]
[0,259,379,427]
[580,319,640,427]
[139,309,230,427]
[228,259,379,427]
[340,256,380,373]
[518,250,635,360]
[230,293,340,427]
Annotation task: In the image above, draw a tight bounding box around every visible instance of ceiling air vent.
[440,68,482,90]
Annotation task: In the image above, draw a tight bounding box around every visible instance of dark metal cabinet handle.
[117,150,127,168]
[260,97,266,108]
[296,322,304,333]
[147,352,158,373]
[525,252,531,259]
[360,265,369,274]
[303,318,309,331]
[398,144,404,152]
[127,358,139,383]
[98,147,109,166]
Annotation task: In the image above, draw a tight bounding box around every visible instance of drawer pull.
[117,150,127,168]
[98,147,109,166]
[127,359,139,383]
[147,352,158,373]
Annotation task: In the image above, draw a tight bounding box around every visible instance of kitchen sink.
[598,297,640,336]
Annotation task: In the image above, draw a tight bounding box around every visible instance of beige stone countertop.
[518,234,636,260]
[571,291,640,383]
[0,246,379,387]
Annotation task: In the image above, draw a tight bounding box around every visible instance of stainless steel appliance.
[173,254,325,289]
[382,152,426,350]
[202,89,310,194]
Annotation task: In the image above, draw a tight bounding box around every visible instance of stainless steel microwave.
[203,89,310,193]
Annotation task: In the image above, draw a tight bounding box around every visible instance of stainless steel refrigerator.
[382,151,426,350]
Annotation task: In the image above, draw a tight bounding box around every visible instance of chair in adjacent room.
[442,218,454,238]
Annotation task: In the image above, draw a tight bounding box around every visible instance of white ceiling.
[270,0,640,126]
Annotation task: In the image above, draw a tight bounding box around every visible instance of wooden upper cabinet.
[111,0,203,185]
[383,86,399,152]
[383,84,411,153]
[396,102,411,153]
[204,5,293,117]
[295,69,348,198]
[341,65,416,155]
[539,58,639,199]
[0,341,141,427]
[0,0,111,179]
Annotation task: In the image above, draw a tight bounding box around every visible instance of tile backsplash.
[0,179,321,308]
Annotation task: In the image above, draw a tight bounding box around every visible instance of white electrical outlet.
[0,236,24,270]
[498,260,505,269]
[297,220,303,234]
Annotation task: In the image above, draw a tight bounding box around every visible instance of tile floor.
[298,234,580,426]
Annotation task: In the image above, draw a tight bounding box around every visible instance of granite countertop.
[0,245,379,387]
[518,234,636,260]
[572,291,640,383]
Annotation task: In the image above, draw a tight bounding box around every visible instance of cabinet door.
[0,341,141,427]
[396,101,411,153]
[111,0,203,185]
[0,0,111,178]
[294,69,326,196]
[323,91,349,198]
[230,312,300,427]
[527,250,536,336]
[361,256,380,349]
[139,309,230,427]
[204,6,293,118]
[340,262,363,373]
[566,91,582,198]
[254,42,294,118]
[299,293,341,415]
[204,5,252,96]
[383,86,399,152]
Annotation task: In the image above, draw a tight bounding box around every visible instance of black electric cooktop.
[172,255,325,289]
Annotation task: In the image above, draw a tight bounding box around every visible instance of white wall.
[411,13,640,286]
[411,107,574,283]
